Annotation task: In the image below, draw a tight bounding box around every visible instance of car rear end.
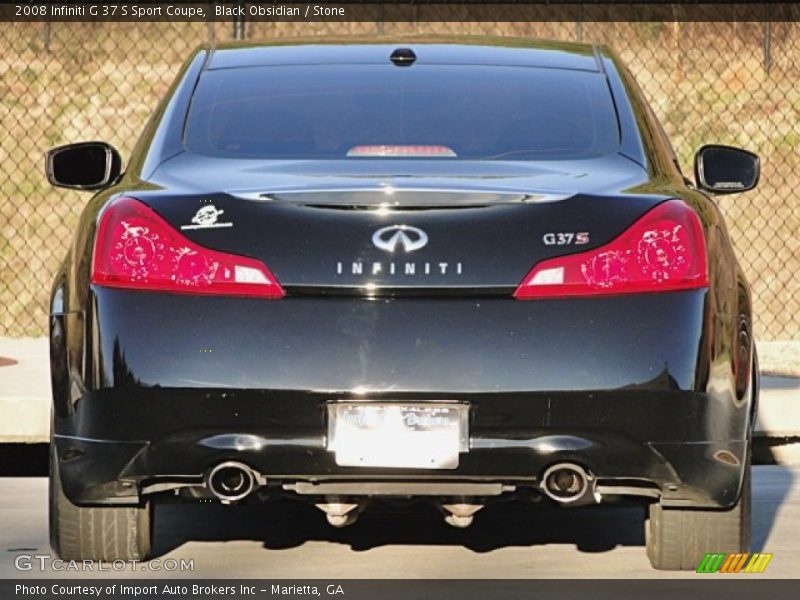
[50,41,753,569]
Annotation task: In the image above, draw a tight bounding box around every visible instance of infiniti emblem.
[372,225,429,253]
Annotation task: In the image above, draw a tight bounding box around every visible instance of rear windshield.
[185,64,620,160]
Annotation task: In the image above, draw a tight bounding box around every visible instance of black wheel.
[647,349,756,571]
[49,443,152,561]
[646,452,751,570]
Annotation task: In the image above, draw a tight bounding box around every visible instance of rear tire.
[646,453,751,570]
[49,443,152,561]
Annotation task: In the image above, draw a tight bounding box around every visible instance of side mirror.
[45,142,121,191]
[694,144,759,195]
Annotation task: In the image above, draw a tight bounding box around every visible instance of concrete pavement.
[1,466,797,578]
[0,338,49,442]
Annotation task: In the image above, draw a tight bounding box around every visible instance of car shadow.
[152,497,648,558]
[151,463,794,559]
[751,461,795,551]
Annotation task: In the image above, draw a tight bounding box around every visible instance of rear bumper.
[52,288,749,509]
[54,388,747,509]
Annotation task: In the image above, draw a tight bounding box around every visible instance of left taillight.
[91,196,284,298]
[514,199,708,300]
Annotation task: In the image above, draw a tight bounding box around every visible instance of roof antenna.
[390,48,417,67]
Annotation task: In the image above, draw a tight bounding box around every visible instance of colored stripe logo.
[696,553,773,573]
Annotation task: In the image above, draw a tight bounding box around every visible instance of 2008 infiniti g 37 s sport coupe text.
[46,38,761,570]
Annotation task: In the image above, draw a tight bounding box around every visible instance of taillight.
[514,199,708,299]
[91,197,284,298]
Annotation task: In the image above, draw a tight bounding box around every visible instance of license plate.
[327,403,469,469]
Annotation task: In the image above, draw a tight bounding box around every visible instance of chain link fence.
[1,20,798,339]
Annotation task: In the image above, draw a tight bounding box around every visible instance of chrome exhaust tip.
[540,463,593,504]
[207,461,256,503]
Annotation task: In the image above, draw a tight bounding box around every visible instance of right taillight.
[514,199,708,299]
[91,196,284,298]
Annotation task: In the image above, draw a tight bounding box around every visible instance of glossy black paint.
[49,38,756,512]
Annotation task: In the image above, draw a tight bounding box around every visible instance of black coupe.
[46,38,760,570]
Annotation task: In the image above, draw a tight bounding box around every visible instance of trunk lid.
[140,156,665,293]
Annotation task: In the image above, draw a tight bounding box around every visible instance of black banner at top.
[3,1,800,22]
